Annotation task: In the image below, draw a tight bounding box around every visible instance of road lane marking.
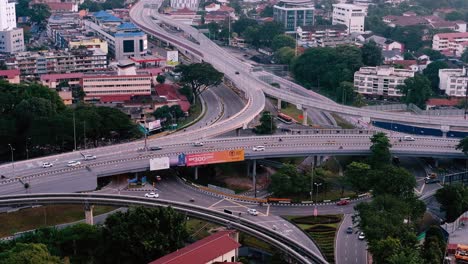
[266,204,270,216]
[208,198,225,208]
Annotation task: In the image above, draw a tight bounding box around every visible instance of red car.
[336,200,350,206]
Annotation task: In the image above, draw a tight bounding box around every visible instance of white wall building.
[170,0,199,11]
[332,3,367,34]
[432,32,468,57]
[0,0,25,53]
[439,68,468,97]
[354,66,414,97]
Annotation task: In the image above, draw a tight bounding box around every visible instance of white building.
[354,66,415,97]
[432,32,468,57]
[0,0,25,53]
[439,68,468,97]
[332,3,367,34]
[170,0,199,11]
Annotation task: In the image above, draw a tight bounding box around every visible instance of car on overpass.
[67,161,81,167]
[193,142,204,147]
[83,154,97,160]
[149,146,162,151]
[144,192,159,198]
[248,208,258,216]
[41,162,53,168]
[336,200,350,206]
[253,146,265,151]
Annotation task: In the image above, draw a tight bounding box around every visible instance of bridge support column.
[236,128,241,137]
[441,125,450,138]
[194,166,199,180]
[246,161,251,177]
[442,132,447,138]
[302,108,308,126]
[435,159,439,168]
[84,205,94,225]
[277,99,282,110]
[252,159,257,198]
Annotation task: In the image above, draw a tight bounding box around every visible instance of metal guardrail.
[0,193,328,264]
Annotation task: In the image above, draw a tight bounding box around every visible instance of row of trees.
[342,132,444,263]
[0,207,188,264]
[0,81,140,162]
[79,0,126,12]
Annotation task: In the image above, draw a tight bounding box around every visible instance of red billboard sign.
[186,149,245,167]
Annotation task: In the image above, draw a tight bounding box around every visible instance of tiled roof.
[426,98,460,106]
[149,231,240,264]
[0,69,20,79]
[40,73,84,82]
[435,32,468,40]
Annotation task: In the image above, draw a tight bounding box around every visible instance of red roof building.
[0,69,20,84]
[149,230,241,264]
[155,83,190,112]
[426,98,461,109]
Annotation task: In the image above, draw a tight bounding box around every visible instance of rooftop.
[0,69,20,79]
[435,32,468,40]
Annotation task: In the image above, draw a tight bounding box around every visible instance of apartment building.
[84,12,148,60]
[81,62,152,102]
[439,68,468,97]
[432,32,468,57]
[332,3,367,34]
[10,48,107,78]
[170,0,199,10]
[298,24,348,47]
[0,0,25,53]
[273,0,315,32]
[354,66,414,97]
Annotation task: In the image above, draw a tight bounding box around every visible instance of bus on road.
[277,113,293,124]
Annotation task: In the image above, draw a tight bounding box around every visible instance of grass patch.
[0,205,117,237]
[286,214,343,263]
[178,99,203,128]
[240,233,274,253]
[186,219,220,240]
[330,113,355,129]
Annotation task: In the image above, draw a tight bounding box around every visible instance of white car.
[252,146,265,151]
[67,161,81,167]
[358,232,365,240]
[247,208,258,216]
[193,142,204,147]
[145,192,159,198]
[84,154,97,160]
[41,162,53,168]
[403,136,415,141]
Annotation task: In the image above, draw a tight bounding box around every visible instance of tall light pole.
[73,111,77,151]
[314,182,322,203]
[464,67,467,120]
[25,137,31,160]
[8,144,14,177]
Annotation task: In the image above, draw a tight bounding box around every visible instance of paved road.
[335,214,367,264]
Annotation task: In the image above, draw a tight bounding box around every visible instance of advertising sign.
[186,149,244,167]
[166,50,179,66]
[147,120,162,131]
[149,157,170,171]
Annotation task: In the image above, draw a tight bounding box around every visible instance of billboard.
[147,120,162,131]
[186,149,244,167]
[166,50,179,66]
[149,157,170,171]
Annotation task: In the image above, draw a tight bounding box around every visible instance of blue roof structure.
[93,10,111,18]
[117,22,139,30]
[99,15,122,22]
[115,31,145,38]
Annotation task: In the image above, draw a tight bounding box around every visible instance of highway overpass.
[0,193,328,264]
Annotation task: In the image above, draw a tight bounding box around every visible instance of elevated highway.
[129,1,468,131]
[0,193,327,264]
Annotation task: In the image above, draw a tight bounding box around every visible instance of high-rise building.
[332,3,367,34]
[273,0,314,32]
[0,0,25,53]
[170,0,199,11]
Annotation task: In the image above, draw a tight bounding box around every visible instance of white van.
[403,136,415,141]
[253,146,265,151]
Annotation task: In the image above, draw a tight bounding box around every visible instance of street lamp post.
[314,182,322,203]
[8,144,14,177]
[25,137,31,160]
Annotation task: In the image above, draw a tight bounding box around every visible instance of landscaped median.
[284,214,343,264]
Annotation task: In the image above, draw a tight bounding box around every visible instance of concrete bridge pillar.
[236,128,241,137]
[252,159,257,198]
[435,159,439,168]
[302,108,308,126]
[442,132,447,138]
[84,204,94,225]
[441,125,450,138]
[246,161,251,177]
[277,99,282,110]
[194,166,199,180]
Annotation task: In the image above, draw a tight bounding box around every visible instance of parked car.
[83,154,96,160]
[358,232,365,240]
[346,226,353,234]
[403,136,415,141]
[425,178,441,184]
[144,192,159,198]
[247,208,258,216]
[252,146,265,151]
[41,162,53,168]
[336,200,350,206]
[149,146,162,151]
[67,161,81,167]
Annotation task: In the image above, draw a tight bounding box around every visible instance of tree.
[368,165,417,198]
[254,111,276,134]
[420,226,446,264]
[156,75,166,84]
[232,18,258,36]
[271,34,296,51]
[435,184,468,222]
[174,63,223,104]
[445,11,464,21]
[99,206,188,264]
[274,47,295,64]
[388,26,425,51]
[397,75,432,109]
[365,16,389,35]
[268,164,311,197]
[362,41,383,66]
[30,4,51,25]
[0,243,61,264]
[57,223,101,263]
[344,162,371,193]
[422,61,448,94]
[369,132,392,167]
[461,48,468,64]
[420,48,445,61]
[335,81,355,105]
[260,5,273,17]
[457,137,468,155]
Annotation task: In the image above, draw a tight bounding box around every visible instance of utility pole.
[83,121,87,150]
[73,111,77,151]
[8,144,14,177]
[464,67,467,120]
[228,15,231,46]
[144,115,148,151]
[25,137,30,160]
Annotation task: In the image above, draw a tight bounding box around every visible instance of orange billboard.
[186,149,245,166]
